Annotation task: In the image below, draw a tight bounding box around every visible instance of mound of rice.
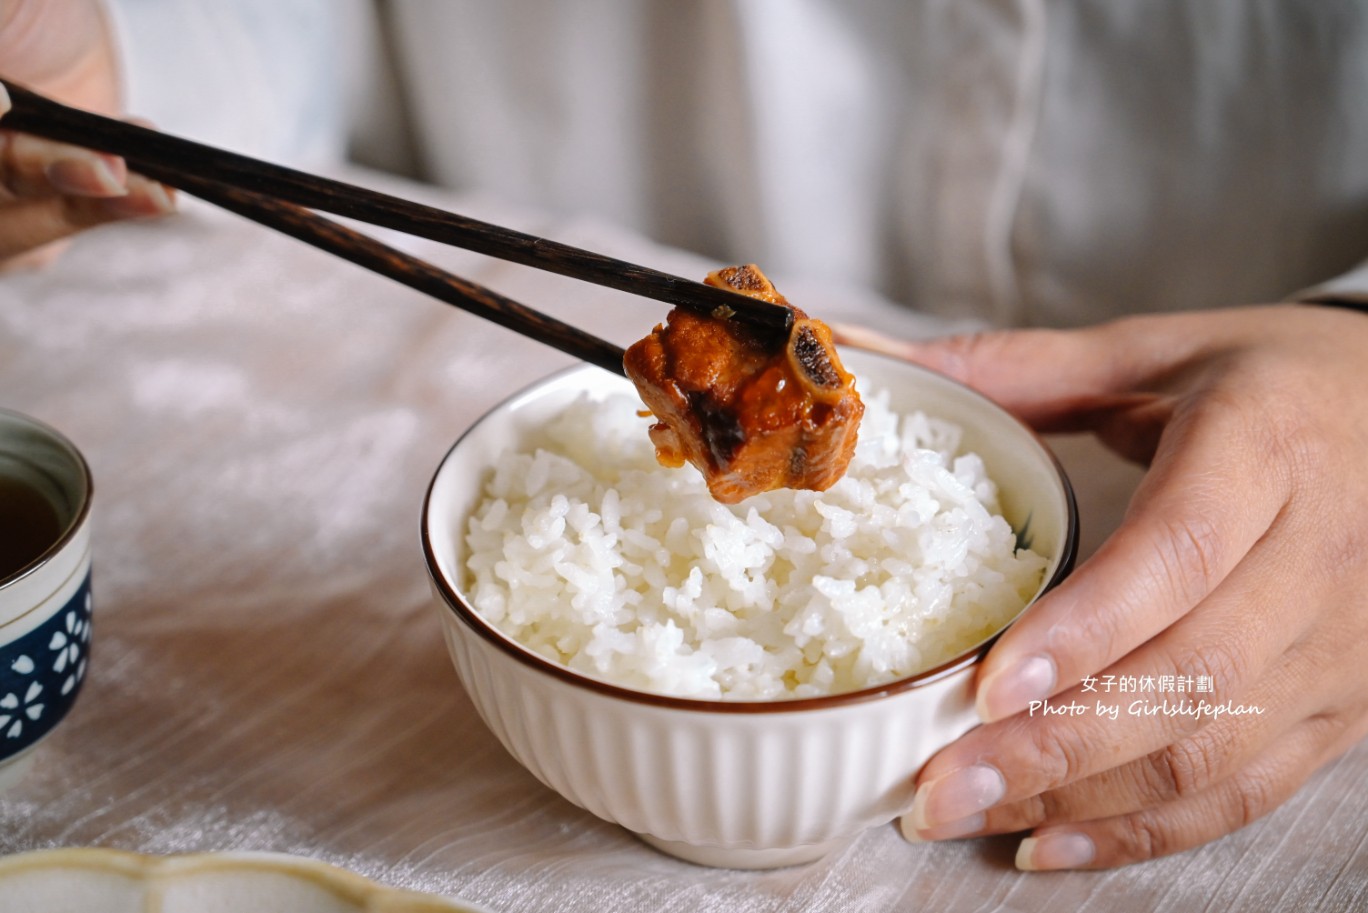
[463,389,1047,700]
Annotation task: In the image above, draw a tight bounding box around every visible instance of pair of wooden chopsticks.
[0,80,793,377]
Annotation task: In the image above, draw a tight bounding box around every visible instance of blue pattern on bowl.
[0,574,92,761]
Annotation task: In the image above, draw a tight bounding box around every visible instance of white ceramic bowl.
[0,848,491,912]
[422,349,1077,869]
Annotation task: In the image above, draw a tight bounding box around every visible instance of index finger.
[853,317,1287,723]
[0,128,128,198]
[976,380,1289,725]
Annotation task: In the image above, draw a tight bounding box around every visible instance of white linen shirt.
[109,0,1368,326]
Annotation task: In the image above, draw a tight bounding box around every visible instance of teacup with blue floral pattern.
[0,410,93,790]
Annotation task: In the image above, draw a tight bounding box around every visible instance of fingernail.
[0,83,11,118]
[899,811,985,843]
[977,653,1056,723]
[101,177,176,218]
[140,181,177,214]
[46,155,127,196]
[898,815,926,844]
[1016,832,1095,871]
[909,764,1006,830]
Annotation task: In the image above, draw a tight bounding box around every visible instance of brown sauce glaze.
[624,264,863,503]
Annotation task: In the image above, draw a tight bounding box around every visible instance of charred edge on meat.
[718,267,770,294]
[792,325,842,388]
[687,391,747,466]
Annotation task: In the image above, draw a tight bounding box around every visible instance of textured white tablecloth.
[0,170,1362,912]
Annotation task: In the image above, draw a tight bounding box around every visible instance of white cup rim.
[0,408,93,593]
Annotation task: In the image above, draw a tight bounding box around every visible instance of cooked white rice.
[463,389,1047,700]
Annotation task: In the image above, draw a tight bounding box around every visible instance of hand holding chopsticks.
[0,78,792,375]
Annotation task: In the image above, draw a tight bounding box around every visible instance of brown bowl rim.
[421,352,1079,714]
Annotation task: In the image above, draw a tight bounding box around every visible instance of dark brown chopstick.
[0,79,793,336]
[133,162,627,376]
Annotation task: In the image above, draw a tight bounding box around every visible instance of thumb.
[0,0,119,113]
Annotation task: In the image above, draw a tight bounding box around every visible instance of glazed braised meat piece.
[623,264,864,504]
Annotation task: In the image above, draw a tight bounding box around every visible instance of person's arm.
[837,304,1368,869]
